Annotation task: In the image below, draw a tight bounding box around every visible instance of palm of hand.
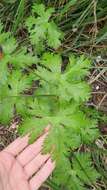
[0,132,55,190]
[0,151,29,190]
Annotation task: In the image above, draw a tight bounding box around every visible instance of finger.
[44,125,50,133]
[4,135,29,156]
[29,158,55,190]
[24,153,50,179]
[17,132,48,166]
[9,160,30,190]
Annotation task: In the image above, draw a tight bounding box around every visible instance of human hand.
[0,130,55,190]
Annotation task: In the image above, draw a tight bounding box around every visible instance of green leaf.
[72,153,100,185]
[52,155,71,187]
[32,3,54,19]
[0,59,9,84]
[8,70,33,96]
[32,4,45,16]
[2,37,17,54]
[47,22,62,49]
[26,3,62,52]
[65,55,91,81]
[41,52,62,73]
[11,50,38,68]
[18,117,48,140]
[0,98,14,124]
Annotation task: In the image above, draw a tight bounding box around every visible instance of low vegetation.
[0,1,107,189]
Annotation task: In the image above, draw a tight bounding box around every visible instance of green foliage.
[18,50,99,188]
[12,0,26,33]
[52,152,100,190]
[0,21,37,124]
[26,3,63,53]
[0,3,100,190]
